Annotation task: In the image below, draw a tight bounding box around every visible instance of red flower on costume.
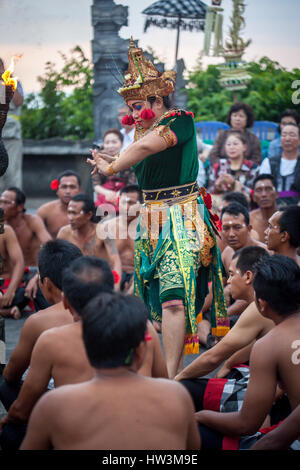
[112,270,120,284]
[50,179,59,190]
[203,191,212,210]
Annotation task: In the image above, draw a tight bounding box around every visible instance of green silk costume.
[133,109,229,354]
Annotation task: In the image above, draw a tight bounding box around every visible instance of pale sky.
[1,0,299,93]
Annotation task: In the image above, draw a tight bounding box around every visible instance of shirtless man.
[57,193,122,287]
[250,174,278,243]
[176,247,272,388]
[0,240,82,392]
[221,202,267,275]
[265,205,300,265]
[198,203,267,344]
[2,257,167,444]
[0,187,52,266]
[0,219,25,319]
[20,292,200,450]
[196,255,300,450]
[37,170,81,239]
[102,184,142,292]
[0,240,82,449]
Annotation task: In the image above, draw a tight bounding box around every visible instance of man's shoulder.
[57,224,72,236]
[252,238,267,249]
[222,245,234,261]
[25,305,71,334]
[37,200,60,214]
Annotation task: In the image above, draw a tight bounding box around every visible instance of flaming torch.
[0,55,21,176]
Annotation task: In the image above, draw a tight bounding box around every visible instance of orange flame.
[1,55,22,91]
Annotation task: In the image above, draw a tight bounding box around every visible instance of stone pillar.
[174,59,187,110]
[91,0,129,143]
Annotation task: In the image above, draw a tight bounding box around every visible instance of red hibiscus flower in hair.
[50,179,59,191]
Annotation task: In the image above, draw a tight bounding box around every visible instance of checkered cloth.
[203,365,250,413]
[142,0,207,19]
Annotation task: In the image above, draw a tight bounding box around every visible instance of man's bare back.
[263,312,300,411]
[21,374,199,450]
[3,302,73,384]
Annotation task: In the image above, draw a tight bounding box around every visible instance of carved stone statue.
[91,0,129,142]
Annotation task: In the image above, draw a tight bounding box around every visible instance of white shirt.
[259,157,297,176]
[120,127,135,150]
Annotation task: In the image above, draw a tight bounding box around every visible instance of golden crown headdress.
[118,38,176,102]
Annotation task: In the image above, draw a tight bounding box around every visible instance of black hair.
[57,170,81,187]
[222,191,249,209]
[226,102,255,129]
[62,256,114,316]
[232,246,269,275]
[278,206,300,248]
[119,184,143,203]
[252,173,277,190]
[7,187,26,209]
[82,293,148,369]
[38,240,82,290]
[221,202,250,226]
[279,109,300,132]
[71,193,98,223]
[253,254,300,316]
[103,128,124,143]
[148,95,172,110]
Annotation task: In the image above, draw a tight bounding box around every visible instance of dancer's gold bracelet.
[107,162,116,175]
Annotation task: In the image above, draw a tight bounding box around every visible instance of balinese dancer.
[88,38,228,378]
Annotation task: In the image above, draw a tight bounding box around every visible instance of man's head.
[0,187,26,219]
[82,292,148,370]
[68,194,97,230]
[62,256,114,318]
[119,185,143,221]
[253,254,300,319]
[278,109,300,133]
[228,246,269,301]
[252,174,277,210]
[265,206,300,251]
[221,202,251,250]
[280,123,300,154]
[38,239,82,303]
[220,191,249,213]
[56,170,81,205]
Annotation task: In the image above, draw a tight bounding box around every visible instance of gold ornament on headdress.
[118,37,177,102]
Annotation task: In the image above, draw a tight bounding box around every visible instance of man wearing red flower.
[37,170,81,239]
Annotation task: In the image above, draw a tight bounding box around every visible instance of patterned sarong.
[134,188,229,354]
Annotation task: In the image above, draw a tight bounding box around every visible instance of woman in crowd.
[93,128,136,215]
[208,130,259,211]
[209,102,262,165]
